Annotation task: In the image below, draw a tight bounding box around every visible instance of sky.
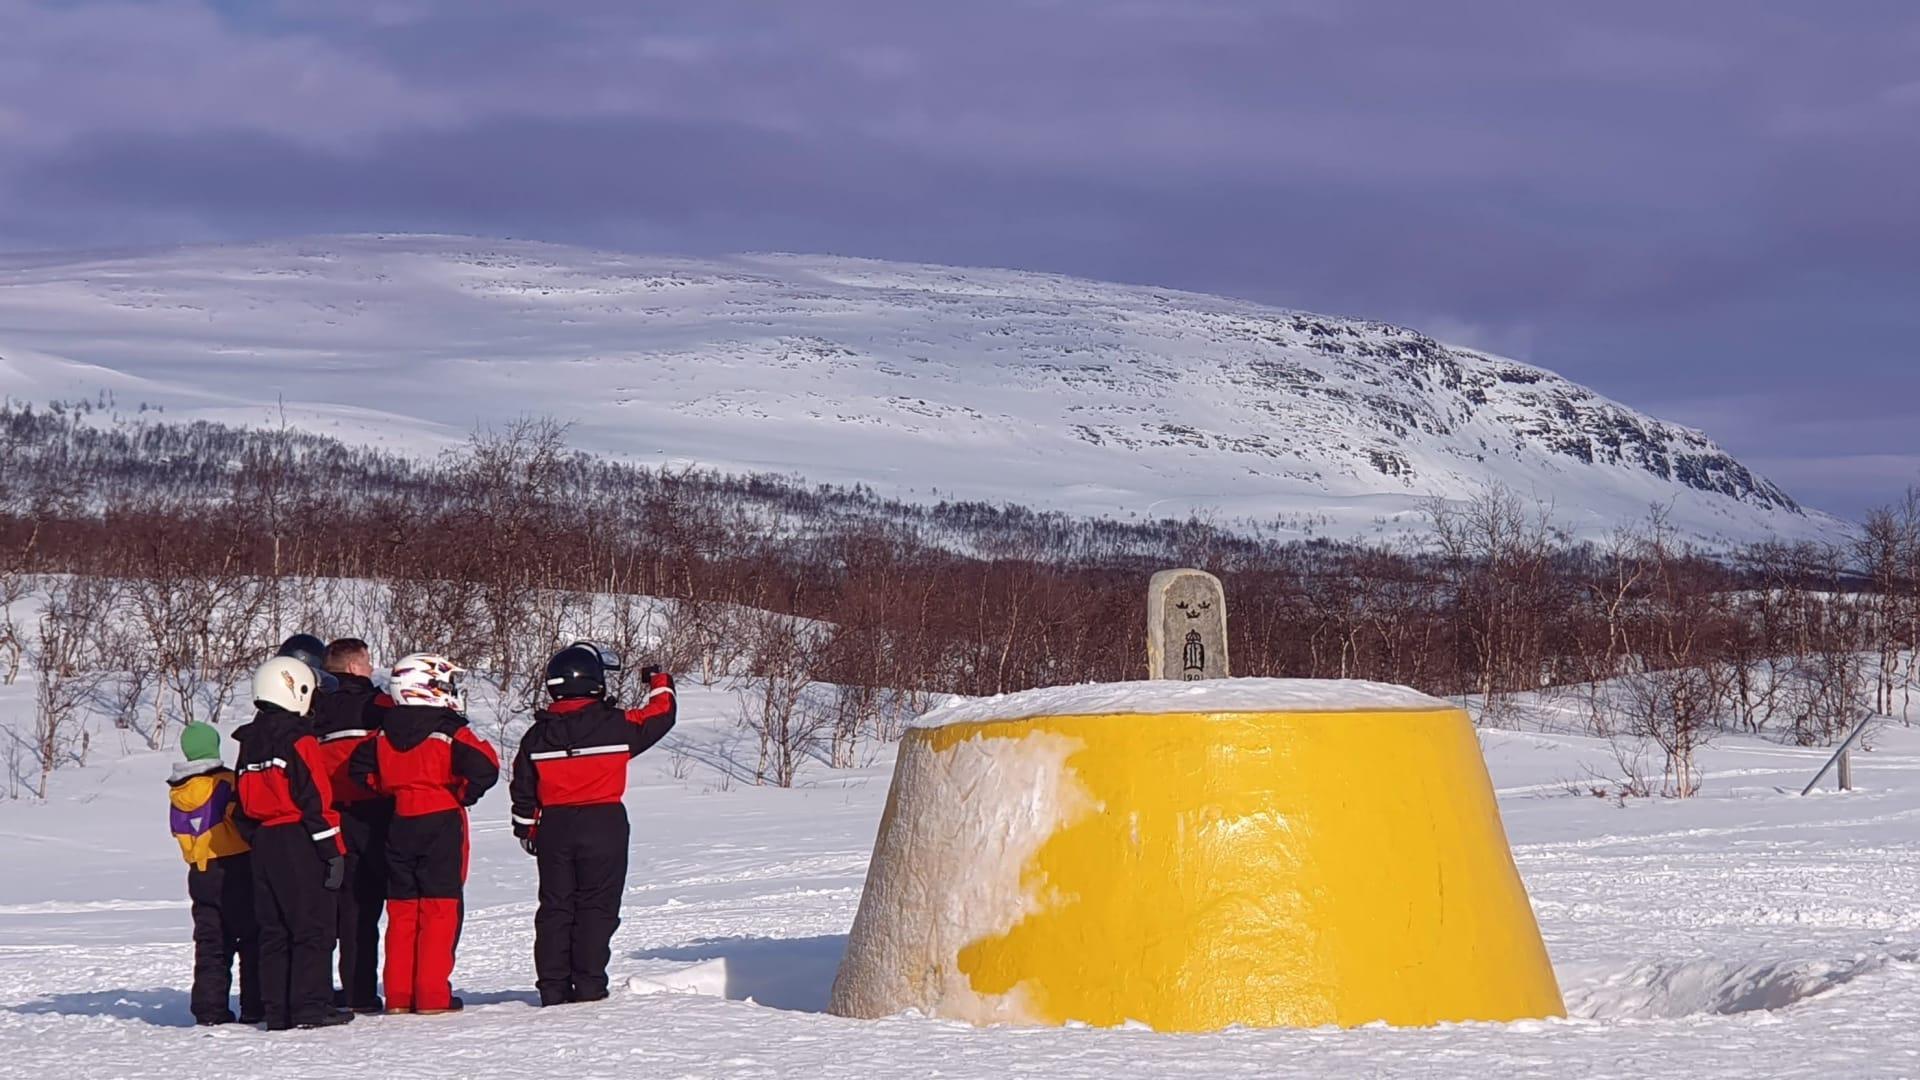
[0,1,1914,519]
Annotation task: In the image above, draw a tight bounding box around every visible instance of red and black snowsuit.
[309,673,391,1010]
[232,704,346,1029]
[510,672,676,1005]
[348,703,499,1013]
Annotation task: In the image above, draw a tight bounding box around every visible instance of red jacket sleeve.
[450,728,501,807]
[291,735,345,858]
[622,672,677,757]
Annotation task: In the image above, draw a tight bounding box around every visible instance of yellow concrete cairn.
[830,680,1564,1032]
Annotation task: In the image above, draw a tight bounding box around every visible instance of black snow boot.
[295,1008,356,1029]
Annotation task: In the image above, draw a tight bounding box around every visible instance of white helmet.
[253,656,317,716]
[389,653,466,712]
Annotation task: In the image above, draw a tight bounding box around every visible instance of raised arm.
[622,670,677,757]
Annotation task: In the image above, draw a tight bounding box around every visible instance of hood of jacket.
[309,672,381,736]
[381,704,467,752]
[168,759,229,787]
[529,696,619,744]
[231,703,310,748]
[327,673,379,712]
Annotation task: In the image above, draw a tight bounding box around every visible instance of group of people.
[165,634,677,1030]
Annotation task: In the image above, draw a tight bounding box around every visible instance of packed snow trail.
[5,687,1920,1077]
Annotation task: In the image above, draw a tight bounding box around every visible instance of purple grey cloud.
[0,0,1914,517]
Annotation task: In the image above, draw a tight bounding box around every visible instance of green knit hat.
[179,722,222,763]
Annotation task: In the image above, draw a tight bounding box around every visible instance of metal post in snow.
[1800,710,1879,796]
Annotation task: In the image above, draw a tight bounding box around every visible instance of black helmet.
[544,641,622,700]
[276,633,339,693]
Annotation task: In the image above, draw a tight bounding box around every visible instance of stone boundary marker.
[1147,568,1228,681]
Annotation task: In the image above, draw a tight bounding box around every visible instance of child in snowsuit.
[232,656,353,1031]
[309,637,391,1012]
[168,722,262,1026]
[348,653,499,1015]
[510,643,675,1006]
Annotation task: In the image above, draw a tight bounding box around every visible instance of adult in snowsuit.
[348,654,499,1015]
[309,636,391,1012]
[167,721,262,1025]
[511,642,676,1006]
[232,656,353,1031]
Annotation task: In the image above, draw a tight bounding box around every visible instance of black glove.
[322,855,346,891]
[520,836,538,857]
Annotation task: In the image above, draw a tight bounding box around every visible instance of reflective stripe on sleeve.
[511,813,539,826]
[312,826,340,841]
[241,758,288,772]
[318,729,371,743]
[429,732,453,743]
[527,743,631,761]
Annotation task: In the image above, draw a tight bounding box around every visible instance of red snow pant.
[383,808,468,1013]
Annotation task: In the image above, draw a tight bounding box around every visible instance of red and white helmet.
[388,653,466,712]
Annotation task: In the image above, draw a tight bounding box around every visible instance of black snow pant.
[188,853,262,1022]
[336,799,392,1007]
[533,804,630,1006]
[250,824,337,1027]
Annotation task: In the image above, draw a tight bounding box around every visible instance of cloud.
[0,1,457,149]
[0,0,1912,517]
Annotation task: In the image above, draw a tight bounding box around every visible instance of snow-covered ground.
[3,679,1919,1078]
[0,235,1840,547]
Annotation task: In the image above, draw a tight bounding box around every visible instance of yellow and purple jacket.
[167,761,250,871]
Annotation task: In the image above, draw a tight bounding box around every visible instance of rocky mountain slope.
[0,235,1835,544]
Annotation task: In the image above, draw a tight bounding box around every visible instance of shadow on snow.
[630,934,848,1013]
[8,988,197,1028]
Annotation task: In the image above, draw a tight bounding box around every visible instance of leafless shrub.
[1424,485,1569,722]
[826,683,877,770]
[667,739,694,781]
[1785,647,1873,747]
[734,611,827,788]
[1582,735,1656,803]
[1617,667,1715,797]
[599,592,665,705]
[28,575,118,797]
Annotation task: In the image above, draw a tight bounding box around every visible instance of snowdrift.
[829,678,1565,1031]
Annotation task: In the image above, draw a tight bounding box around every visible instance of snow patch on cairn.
[913,677,1451,729]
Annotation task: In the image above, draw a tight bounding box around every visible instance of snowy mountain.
[0,234,1837,544]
